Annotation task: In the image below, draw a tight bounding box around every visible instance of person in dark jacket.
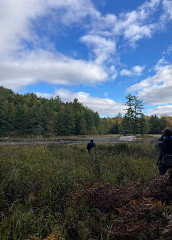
[87,138,96,153]
[155,128,172,175]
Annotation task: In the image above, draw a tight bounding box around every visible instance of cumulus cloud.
[120,65,145,76]
[128,64,172,105]
[161,0,172,21]
[80,34,117,78]
[147,105,172,116]
[0,0,170,58]
[80,35,116,64]
[120,69,132,77]
[0,0,42,56]
[80,0,171,71]
[36,89,126,116]
[0,0,99,57]
[112,0,161,45]
[0,0,113,90]
[0,0,172,92]
[48,0,100,25]
[0,50,108,91]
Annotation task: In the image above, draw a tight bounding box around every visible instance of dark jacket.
[155,136,172,159]
[156,136,172,174]
[87,140,96,152]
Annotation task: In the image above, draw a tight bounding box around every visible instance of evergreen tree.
[120,116,133,135]
[3,86,172,138]
[94,112,100,133]
[29,103,44,136]
[159,116,168,131]
[125,94,144,135]
[138,114,149,135]
[14,104,29,135]
[58,105,75,135]
[75,111,87,135]
[99,118,108,134]
[85,109,96,134]
[148,115,160,134]
[0,101,11,136]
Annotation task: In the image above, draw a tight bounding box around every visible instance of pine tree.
[159,116,168,131]
[85,109,96,134]
[125,94,144,135]
[75,111,87,135]
[14,104,29,135]
[120,115,133,135]
[148,115,160,134]
[138,114,149,135]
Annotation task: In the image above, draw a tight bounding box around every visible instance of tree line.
[105,94,172,135]
[0,86,171,137]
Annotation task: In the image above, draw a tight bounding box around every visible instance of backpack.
[161,138,172,167]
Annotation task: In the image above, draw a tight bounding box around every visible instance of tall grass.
[0,142,159,239]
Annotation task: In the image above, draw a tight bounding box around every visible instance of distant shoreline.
[0,134,157,146]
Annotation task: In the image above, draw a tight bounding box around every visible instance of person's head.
[163,128,172,137]
[90,138,93,142]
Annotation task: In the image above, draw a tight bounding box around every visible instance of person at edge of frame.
[155,128,172,176]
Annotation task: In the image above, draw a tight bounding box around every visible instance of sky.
[0,0,172,117]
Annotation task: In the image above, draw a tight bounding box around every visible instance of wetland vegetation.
[2,141,169,240]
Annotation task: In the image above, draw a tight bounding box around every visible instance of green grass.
[0,142,159,239]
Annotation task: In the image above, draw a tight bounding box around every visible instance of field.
[1,137,172,239]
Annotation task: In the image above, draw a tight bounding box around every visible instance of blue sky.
[0,0,172,117]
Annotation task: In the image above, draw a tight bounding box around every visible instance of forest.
[0,86,172,137]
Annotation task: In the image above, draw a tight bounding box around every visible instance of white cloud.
[162,0,172,20]
[0,50,108,91]
[157,0,172,29]
[49,0,100,25]
[83,0,170,66]
[0,0,172,93]
[162,44,172,56]
[81,0,164,54]
[120,69,133,77]
[120,65,145,76]
[155,58,168,68]
[133,66,145,75]
[147,105,172,116]
[36,89,126,116]
[0,0,171,60]
[0,0,99,58]
[0,0,113,90]
[128,64,172,105]
[125,24,154,44]
[112,0,161,45]
[80,35,116,64]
